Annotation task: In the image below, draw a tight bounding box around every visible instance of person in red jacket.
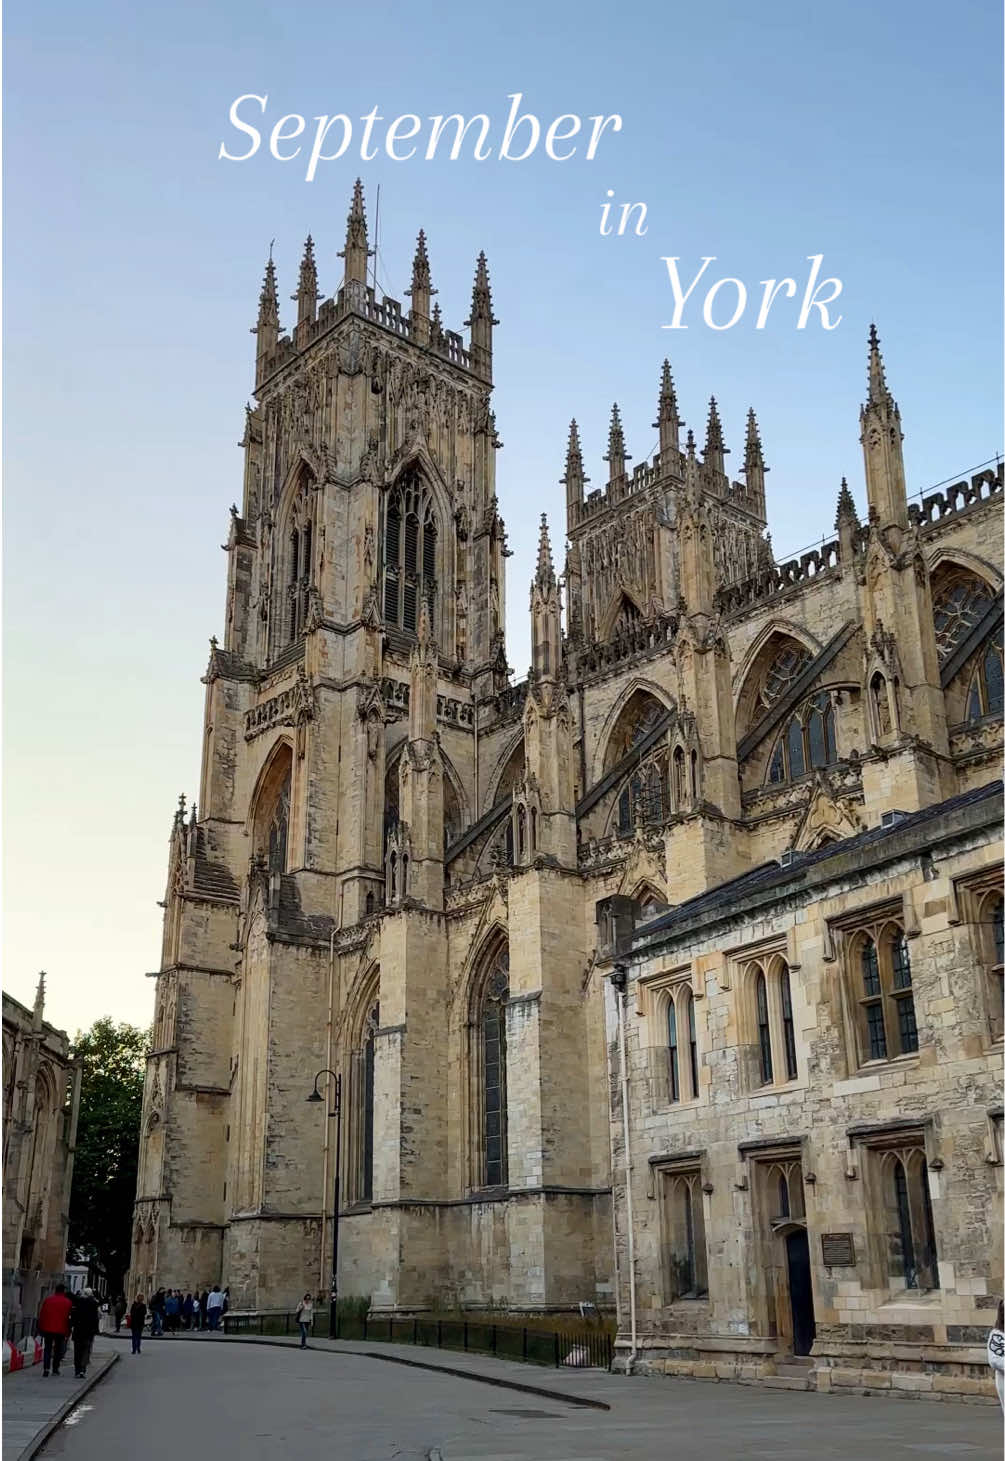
[37,1284,73,1377]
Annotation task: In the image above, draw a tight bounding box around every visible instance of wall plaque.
[821,1232,856,1267]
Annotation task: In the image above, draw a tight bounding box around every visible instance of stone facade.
[131,184,1003,1397]
[3,978,81,1333]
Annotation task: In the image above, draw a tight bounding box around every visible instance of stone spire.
[562,419,588,525]
[535,513,557,591]
[530,514,561,679]
[859,324,907,530]
[604,403,630,485]
[253,252,279,386]
[653,358,682,461]
[465,251,497,382]
[339,178,370,289]
[703,397,727,476]
[867,322,893,408]
[407,230,436,345]
[293,235,318,339]
[834,476,859,530]
[32,971,46,1031]
[742,407,767,518]
[835,476,860,563]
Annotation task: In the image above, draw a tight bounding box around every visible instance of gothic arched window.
[932,571,994,663]
[284,478,315,644]
[966,629,1004,722]
[767,692,837,784]
[477,949,510,1187]
[383,472,438,634]
[348,999,379,1203]
[852,923,917,1064]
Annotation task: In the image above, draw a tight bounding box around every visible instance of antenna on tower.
[372,184,380,296]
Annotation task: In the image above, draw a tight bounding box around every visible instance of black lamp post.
[307,1068,342,1340]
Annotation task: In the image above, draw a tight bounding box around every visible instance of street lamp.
[307,1068,342,1340]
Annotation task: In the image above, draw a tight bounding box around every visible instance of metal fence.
[223,1310,612,1370]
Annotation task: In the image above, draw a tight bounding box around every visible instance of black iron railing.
[223,1311,612,1370]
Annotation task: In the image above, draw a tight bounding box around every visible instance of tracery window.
[851,923,918,1063]
[767,692,837,784]
[383,472,438,634]
[349,999,380,1203]
[617,754,668,834]
[759,644,812,710]
[267,770,291,876]
[663,983,700,1104]
[871,1143,939,1292]
[473,948,510,1188]
[284,481,314,644]
[660,1168,708,1300]
[932,572,994,663]
[742,955,799,1088]
[966,629,1004,722]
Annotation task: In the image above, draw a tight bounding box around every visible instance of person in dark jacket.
[129,1295,147,1355]
[182,1292,194,1330]
[113,1295,126,1332]
[70,1288,101,1377]
[149,1288,165,1336]
[198,1290,209,1332]
[38,1284,73,1376]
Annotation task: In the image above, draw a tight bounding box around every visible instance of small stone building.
[606,782,1002,1398]
[131,182,1002,1396]
[2,977,81,1333]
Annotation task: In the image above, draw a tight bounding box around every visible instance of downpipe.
[612,963,638,1375]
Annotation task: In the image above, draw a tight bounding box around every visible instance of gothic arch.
[597,586,646,645]
[630,880,668,914]
[463,929,511,1190]
[247,738,295,868]
[925,547,1002,593]
[275,450,320,530]
[593,678,674,782]
[484,731,526,814]
[733,624,821,740]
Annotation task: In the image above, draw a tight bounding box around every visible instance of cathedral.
[131,182,1003,1398]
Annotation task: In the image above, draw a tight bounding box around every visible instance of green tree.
[68,1018,148,1295]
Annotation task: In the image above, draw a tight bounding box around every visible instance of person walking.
[38,1283,73,1377]
[129,1295,147,1355]
[182,1292,194,1330]
[205,1286,225,1331]
[199,1290,210,1331]
[296,1293,314,1348]
[70,1287,100,1378]
[113,1295,126,1332]
[988,1298,1005,1409]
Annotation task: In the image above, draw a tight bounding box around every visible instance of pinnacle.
[705,396,725,453]
[834,476,860,528]
[744,407,764,470]
[349,177,366,221]
[604,403,630,467]
[867,322,891,406]
[535,513,556,589]
[562,419,587,488]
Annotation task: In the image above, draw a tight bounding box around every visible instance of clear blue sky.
[4,0,1002,1032]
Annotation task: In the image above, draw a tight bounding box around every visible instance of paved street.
[38,1336,1003,1461]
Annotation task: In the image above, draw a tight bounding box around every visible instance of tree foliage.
[68,1018,147,1293]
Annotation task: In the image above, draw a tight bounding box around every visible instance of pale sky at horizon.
[4,0,1002,1037]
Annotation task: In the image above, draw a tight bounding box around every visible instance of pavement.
[2,1339,117,1460]
[27,1328,1005,1460]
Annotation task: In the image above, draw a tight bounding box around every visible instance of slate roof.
[634,779,1002,949]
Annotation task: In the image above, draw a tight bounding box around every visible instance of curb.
[168,1331,612,1411]
[17,1352,119,1461]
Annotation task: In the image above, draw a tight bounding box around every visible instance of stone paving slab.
[2,1341,117,1460]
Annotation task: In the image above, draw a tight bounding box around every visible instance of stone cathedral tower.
[133,189,1002,1384]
